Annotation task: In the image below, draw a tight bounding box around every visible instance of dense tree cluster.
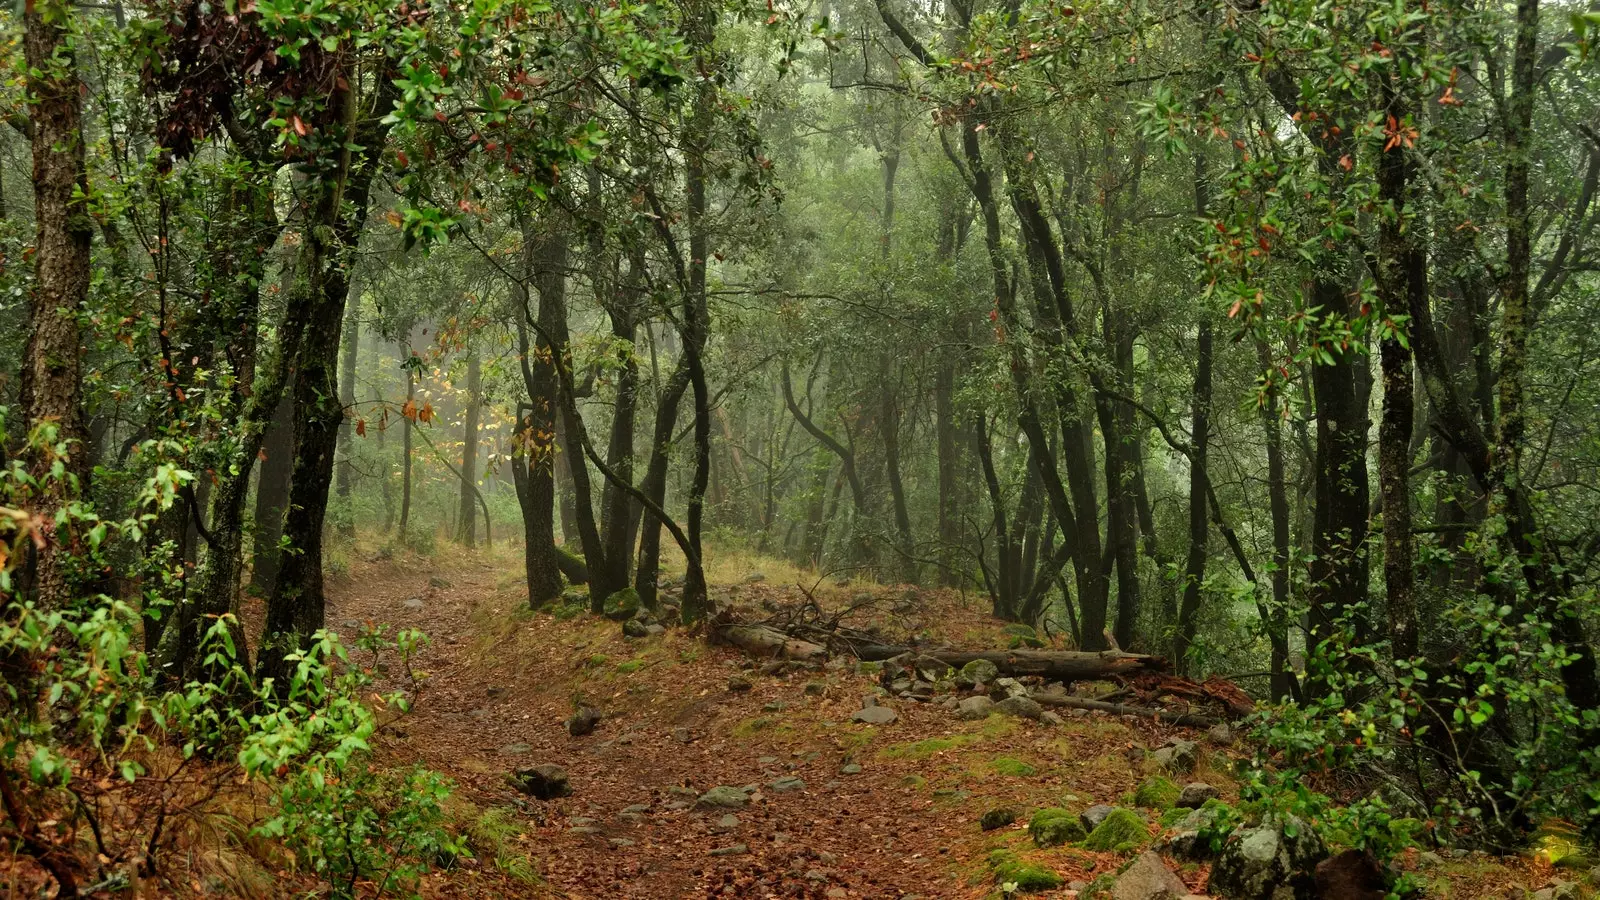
[7,0,1600,887]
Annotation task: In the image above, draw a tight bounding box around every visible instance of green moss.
[1159,806,1192,827]
[732,716,775,738]
[1082,808,1148,852]
[1133,775,1180,809]
[584,653,610,669]
[988,850,1064,893]
[901,774,928,789]
[602,587,641,620]
[879,734,980,759]
[1027,808,1086,848]
[615,659,645,674]
[989,756,1038,778]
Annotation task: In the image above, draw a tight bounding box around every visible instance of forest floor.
[313,538,1558,900]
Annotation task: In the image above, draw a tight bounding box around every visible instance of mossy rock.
[989,756,1037,778]
[988,850,1064,893]
[1001,623,1038,639]
[1133,775,1180,809]
[980,806,1020,831]
[602,588,642,621]
[1028,808,1086,848]
[1082,808,1148,852]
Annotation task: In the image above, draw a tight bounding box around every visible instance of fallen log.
[854,644,1167,681]
[1031,692,1221,727]
[716,623,828,662]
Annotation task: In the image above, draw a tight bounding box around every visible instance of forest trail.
[323,543,1217,899]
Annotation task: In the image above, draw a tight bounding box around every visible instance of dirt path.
[325,547,1202,899]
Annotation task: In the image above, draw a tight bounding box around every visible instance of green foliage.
[988,756,1037,778]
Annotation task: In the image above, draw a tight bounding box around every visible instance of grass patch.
[615,659,645,674]
[732,716,777,738]
[988,756,1038,778]
[987,849,1063,893]
[1132,775,1180,809]
[878,719,1014,760]
[464,806,541,886]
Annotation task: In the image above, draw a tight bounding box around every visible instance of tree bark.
[1173,321,1213,673]
[21,0,93,610]
[456,352,481,547]
[250,393,294,596]
[334,276,361,537]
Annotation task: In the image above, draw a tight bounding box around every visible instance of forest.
[5,0,1600,895]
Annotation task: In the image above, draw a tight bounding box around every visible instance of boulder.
[992,676,1031,699]
[510,764,571,799]
[622,619,650,639]
[566,706,601,736]
[727,675,753,692]
[994,696,1044,720]
[1165,803,1231,860]
[1313,849,1386,900]
[1084,808,1150,852]
[743,571,766,583]
[767,776,806,793]
[1151,739,1199,774]
[1207,814,1326,900]
[1207,722,1234,745]
[1082,804,1119,831]
[980,807,1019,831]
[958,658,1001,686]
[1111,851,1191,900]
[851,706,898,725]
[957,696,996,720]
[602,588,642,620]
[1028,808,1087,848]
[1177,783,1220,809]
[696,786,751,809]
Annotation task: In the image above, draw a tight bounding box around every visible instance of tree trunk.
[256,73,394,685]
[334,276,361,537]
[456,352,481,547]
[594,306,639,602]
[1255,340,1298,702]
[399,347,414,536]
[1173,321,1213,673]
[21,0,93,610]
[250,392,294,596]
[634,360,691,607]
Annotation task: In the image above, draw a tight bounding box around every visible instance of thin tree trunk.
[334,276,361,537]
[456,352,481,547]
[250,393,294,595]
[399,347,414,536]
[1173,320,1213,673]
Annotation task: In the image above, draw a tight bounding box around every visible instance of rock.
[1151,739,1199,774]
[993,696,1044,720]
[804,681,826,696]
[566,706,601,736]
[840,763,862,775]
[728,675,754,692]
[1418,851,1444,868]
[602,588,642,621]
[1134,776,1180,809]
[696,786,750,809]
[957,695,996,720]
[1314,849,1386,900]
[958,658,1001,686]
[768,776,806,792]
[851,706,898,725]
[403,596,424,610]
[509,764,570,799]
[762,701,788,713]
[1084,808,1149,852]
[1111,851,1191,900]
[743,571,766,583]
[499,742,532,756]
[713,813,741,832]
[1207,723,1234,745]
[608,838,635,847]
[1166,803,1230,860]
[1207,814,1326,900]
[980,807,1020,831]
[708,844,749,857]
[645,623,666,636]
[622,619,650,639]
[1028,808,1087,847]
[569,816,598,827]
[1081,804,1118,831]
[993,676,1030,699]
[1177,783,1220,809]
[1040,710,1064,726]
[672,726,693,743]
[429,575,452,588]
[486,686,505,698]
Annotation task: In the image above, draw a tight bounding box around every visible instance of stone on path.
[851,705,897,725]
[566,706,601,736]
[708,844,749,857]
[956,695,995,720]
[1111,852,1190,900]
[696,785,751,809]
[768,775,807,792]
[509,764,571,800]
[993,696,1043,720]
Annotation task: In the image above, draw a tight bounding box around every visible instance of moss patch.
[1082,808,1148,852]
[1133,775,1180,809]
[988,850,1063,893]
[1027,808,1086,848]
[615,659,645,674]
[989,756,1038,778]
[732,717,776,738]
